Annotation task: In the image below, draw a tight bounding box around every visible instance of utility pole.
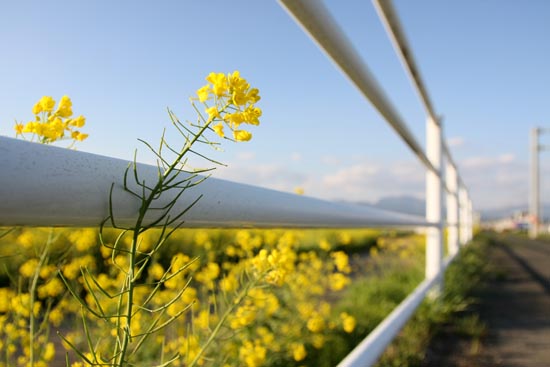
[529,127,550,238]
[530,128,539,238]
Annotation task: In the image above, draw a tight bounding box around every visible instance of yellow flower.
[149,262,165,280]
[44,117,65,140]
[70,115,86,128]
[56,95,73,117]
[312,334,325,349]
[194,309,211,330]
[39,264,56,279]
[195,262,220,290]
[38,96,56,112]
[227,70,247,91]
[206,106,219,122]
[220,272,238,292]
[19,258,39,278]
[239,341,266,367]
[319,238,331,251]
[17,95,88,145]
[331,251,351,273]
[196,84,211,102]
[291,343,307,362]
[213,123,224,138]
[37,278,64,298]
[306,313,325,333]
[246,88,261,103]
[243,105,262,126]
[206,72,228,97]
[22,121,41,134]
[294,187,305,195]
[14,122,24,134]
[232,90,248,106]
[43,342,55,361]
[341,312,356,333]
[71,131,88,141]
[233,130,252,142]
[32,102,42,115]
[48,308,64,327]
[0,288,14,312]
[226,111,244,128]
[329,273,350,291]
[230,303,257,329]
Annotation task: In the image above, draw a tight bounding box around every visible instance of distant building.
[484,211,531,232]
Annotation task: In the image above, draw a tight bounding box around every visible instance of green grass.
[301,232,491,367]
[375,232,491,367]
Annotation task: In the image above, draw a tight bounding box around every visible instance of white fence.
[0,0,473,366]
[277,1,473,365]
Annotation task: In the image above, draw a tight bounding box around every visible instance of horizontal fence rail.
[0,136,431,228]
[372,0,466,189]
[278,0,437,175]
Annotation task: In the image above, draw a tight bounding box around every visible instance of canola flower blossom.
[194,71,261,142]
[14,95,88,144]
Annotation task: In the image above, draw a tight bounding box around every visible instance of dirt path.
[424,234,550,367]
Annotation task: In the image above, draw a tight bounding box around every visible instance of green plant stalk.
[115,118,217,366]
[188,271,263,367]
[28,229,53,366]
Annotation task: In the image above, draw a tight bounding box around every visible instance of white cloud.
[498,153,515,163]
[214,162,307,192]
[462,156,494,168]
[320,155,341,166]
[290,152,302,161]
[236,151,256,161]
[459,154,528,209]
[215,157,425,204]
[210,153,544,212]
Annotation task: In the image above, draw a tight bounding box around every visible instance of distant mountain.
[351,195,550,222]
[372,196,425,216]
[479,205,527,221]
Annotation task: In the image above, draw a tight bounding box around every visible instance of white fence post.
[468,198,473,241]
[459,187,468,245]
[446,162,459,256]
[426,116,443,295]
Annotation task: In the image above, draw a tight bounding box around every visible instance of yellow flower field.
[0,227,424,367]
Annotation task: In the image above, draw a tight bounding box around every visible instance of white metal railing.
[0,0,474,366]
[0,136,429,228]
[277,0,473,366]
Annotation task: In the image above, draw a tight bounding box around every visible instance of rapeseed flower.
[194,71,261,141]
[15,95,88,145]
[239,341,266,367]
[340,312,357,333]
[291,342,307,362]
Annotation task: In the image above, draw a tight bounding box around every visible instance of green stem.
[115,232,139,366]
[29,229,53,366]
[114,114,221,366]
[188,274,261,367]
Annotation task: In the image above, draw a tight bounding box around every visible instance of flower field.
[0,227,427,367]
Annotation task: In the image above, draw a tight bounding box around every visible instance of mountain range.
[351,195,548,221]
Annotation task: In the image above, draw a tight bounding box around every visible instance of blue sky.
[1,1,549,211]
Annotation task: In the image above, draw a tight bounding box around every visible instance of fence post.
[426,116,443,295]
[458,187,468,245]
[446,162,459,256]
[468,198,473,241]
